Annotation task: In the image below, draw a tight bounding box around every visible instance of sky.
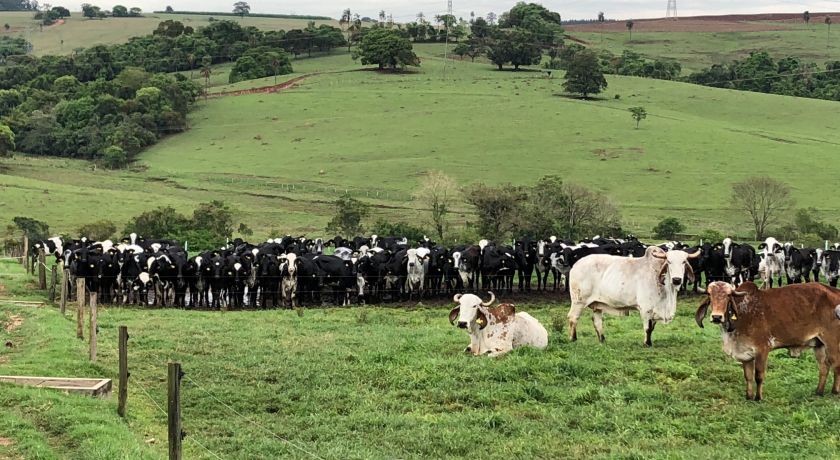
[112,0,840,21]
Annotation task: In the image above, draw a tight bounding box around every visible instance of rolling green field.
[3,44,840,237]
[3,259,840,459]
[568,24,840,72]
[0,11,337,56]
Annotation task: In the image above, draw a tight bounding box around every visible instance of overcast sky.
[116,1,840,21]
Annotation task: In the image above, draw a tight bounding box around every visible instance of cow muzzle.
[457,321,468,329]
[711,315,723,324]
[672,277,682,286]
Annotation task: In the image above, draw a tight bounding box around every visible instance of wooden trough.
[0,376,112,397]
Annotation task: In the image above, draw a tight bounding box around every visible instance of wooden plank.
[0,376,112,397]
[118,326,128,418]
[89,292,98,362]
[49,265,57,301]
[22,235,28,270]
[168,362,183,460]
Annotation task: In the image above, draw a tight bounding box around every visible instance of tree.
[3,24,9,31]
[414,170,459,241]
[191,200,237,240]
[100,145,127,169]
[232,1,249,17]
[129,7,141,16]
[186,53,196,78]
[124,206,190,238]
[626,20,634,40]
[81,3,101,19]
[78,220,116,240]
[653,217,684,240]
[629,106,647,128]
[465,183,527,242]
[325,193,370,236]
[453,42,469,59]
[0,124,14,157]
[165,5,173,12]
[200,64,211,100]
[486,12,497,25]
[803,11,811,25]
[597,11,605,42]
[557,183,621,240]
[13,216,50,241]
[50,5,69,17]
[228,46,292,83]
[563,49,607,98]
[731,176,793,239]
[352,28,420,70]
[111,4,127,17]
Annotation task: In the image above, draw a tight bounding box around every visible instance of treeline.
[155,10,333,20]
[686,52,840,101]
[0,37,31,61]
[0,0,35,10]
[545,45,681,80]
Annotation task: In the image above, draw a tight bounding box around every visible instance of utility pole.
[443,0,453,78]
[666,0,677,20]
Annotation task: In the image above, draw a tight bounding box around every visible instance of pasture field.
[0,11,337,56]
[4,45,840,237]
[566,22,840,72]
[3,260,840,459]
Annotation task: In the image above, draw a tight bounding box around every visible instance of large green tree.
[325,194,370,236]
[0,124,14,157]
[563,49,607,98]
[353,28,420,70]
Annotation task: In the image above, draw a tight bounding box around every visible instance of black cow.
[821,250,840,287]
[785,247,814,284]
[313,255,358,306]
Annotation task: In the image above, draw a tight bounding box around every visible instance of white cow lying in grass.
[448,292,548,357]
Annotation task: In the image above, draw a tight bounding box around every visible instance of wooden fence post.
[38,248,46,290]
[89,292,98,362]
[76,278,85,340]
[168,362,184,460]
[22,235,29,271]
[117,326,128,418]
[60,267,69,315]
[49,265,57,301]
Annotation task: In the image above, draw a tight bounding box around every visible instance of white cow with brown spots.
[448,292,548,357]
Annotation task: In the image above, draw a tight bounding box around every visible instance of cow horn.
[686,249,701,259]
[453,294,462,303]
[732,290,748,296]
[481,291,496,306]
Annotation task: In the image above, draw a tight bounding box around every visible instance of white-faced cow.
[567,246,700,347]
[757,237,785,288]
[448,292,548,357]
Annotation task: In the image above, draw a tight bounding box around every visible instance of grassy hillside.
[3,45,840,237]
[568,24,840,72]
[0,11,337,56]
[3,260,840,459]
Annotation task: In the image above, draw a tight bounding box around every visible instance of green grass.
[569,25,840,72]
[3,260,840,458]
[4,45,840,237]
[0,12,337,56]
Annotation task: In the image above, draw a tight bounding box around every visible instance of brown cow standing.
[696,281,840,400]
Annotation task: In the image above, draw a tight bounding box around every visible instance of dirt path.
[206,74,316,98]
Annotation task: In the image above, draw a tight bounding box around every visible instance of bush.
[100,145,128,169]
[696,229,724,246]
[0,124,14,157]
[652,217,684,240]
[371,220,427,243]
[325,194,370,236]
[12,216,50,241]
[78,220,117,240]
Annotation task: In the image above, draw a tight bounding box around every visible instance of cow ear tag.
[730,313,737,320]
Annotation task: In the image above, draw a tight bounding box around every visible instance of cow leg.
[567,302,586,342]
[643,318,656,347]
[592,309,605,343]
[814,345,830,395]
[742,360,756,400]
[754,350,769,401]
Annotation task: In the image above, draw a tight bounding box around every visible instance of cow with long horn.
[567,246,701,347]
[448,291,548,357]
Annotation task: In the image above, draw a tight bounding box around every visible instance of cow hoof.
[463,346,472,353]
[815,389,825,396]
[644,341,652,348]
[754,395,762,402]
[598,336,605,344]
[832,388,839,395]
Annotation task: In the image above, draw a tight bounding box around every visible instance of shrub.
[78,220,117,240]
[652,217,684,240]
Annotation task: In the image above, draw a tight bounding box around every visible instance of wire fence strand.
[183,374,324,460]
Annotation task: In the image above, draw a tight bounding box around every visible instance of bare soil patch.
[3,314,23,333]
[0,437,13,447]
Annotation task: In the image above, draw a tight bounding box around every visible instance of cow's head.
[650,247,700,287]
[449,292,495,330]
[696,281,749,331]
[722,237,733,258]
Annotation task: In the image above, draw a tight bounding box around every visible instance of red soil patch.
[0,437,13,447]
[4,314,23,333]
[207,74,314,98]
[566,13,840,33]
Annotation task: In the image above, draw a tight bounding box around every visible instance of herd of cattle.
[28,233,840,309]
[27,232,840,400]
